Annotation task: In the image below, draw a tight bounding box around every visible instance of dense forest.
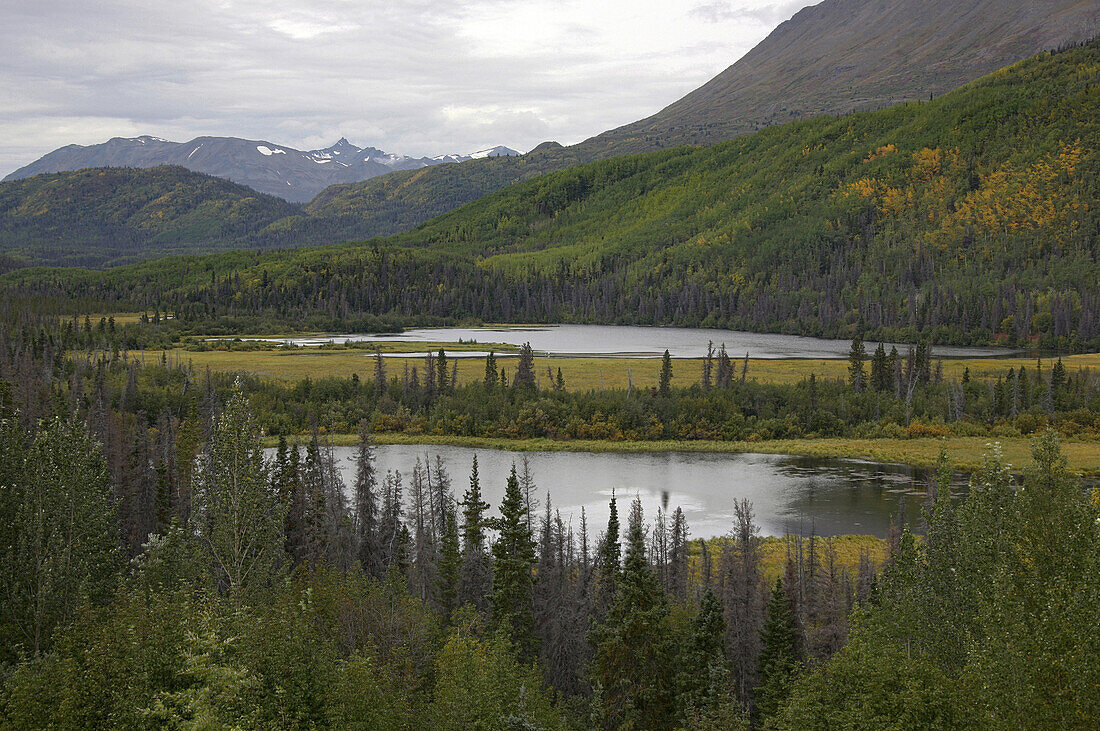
[0,166,304,268]
[4,43,1098,348]
[1,308,1098,729]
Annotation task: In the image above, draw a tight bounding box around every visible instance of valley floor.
[155,347,1100,389]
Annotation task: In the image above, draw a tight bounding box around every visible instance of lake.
[247,324,1016,359]
[311,444,962,539]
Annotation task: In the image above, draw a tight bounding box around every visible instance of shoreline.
[261,433,1100,476]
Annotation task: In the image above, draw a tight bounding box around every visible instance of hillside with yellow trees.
[5,42,1098,349]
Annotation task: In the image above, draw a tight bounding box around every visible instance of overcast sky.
[0,0,812,175]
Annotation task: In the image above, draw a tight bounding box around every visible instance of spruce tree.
[458,456,491,611]
[848,336,867,392]
[436,348,449,396]
[352,420,381,578]
[514,342,536,390]
[590,497,676,729]
[373,347,386,397]
[437,498,461,622]
[595,494,621,615]
[490,465,537,657]
[678,588,743,728]
[716,344,733,388]
[659,349,673,396]
[755,577,803,723]
[484,351,498,390]
[870,342,889,391]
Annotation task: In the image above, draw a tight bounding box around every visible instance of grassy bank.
[261,433,1100,476]
[148,347,1100,389]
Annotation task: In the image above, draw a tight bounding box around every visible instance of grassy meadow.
[145,345,1100,390]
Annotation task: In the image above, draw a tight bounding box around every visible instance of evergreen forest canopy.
[0,308,1098,729]
[4,42,1098,348]
[0,166,302,268]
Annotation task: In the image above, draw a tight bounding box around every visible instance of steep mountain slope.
[9,43,1098,348]
[5,136,520,203]
[290,0,1100,238]
[583,0,1100,155]
[0,166,301,267]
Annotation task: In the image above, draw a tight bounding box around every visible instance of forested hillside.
[208,0,1100,243]
[0,166,301,267]
[9,44,1098,349]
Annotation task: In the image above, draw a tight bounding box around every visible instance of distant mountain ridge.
[4,136,520,203]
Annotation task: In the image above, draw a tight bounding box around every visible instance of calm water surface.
[315,444,959,538]
[252,324,1016,359]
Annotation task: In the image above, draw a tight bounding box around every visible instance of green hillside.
[0,166,301,267]
[6,43,1098,348]
[248,0,1100,243]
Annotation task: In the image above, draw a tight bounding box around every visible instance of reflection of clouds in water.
[281,443,943,538]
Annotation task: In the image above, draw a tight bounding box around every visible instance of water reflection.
[299,445,968,539]
[245,324,1017,359]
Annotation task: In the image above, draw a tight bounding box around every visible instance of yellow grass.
[142,347,1100,390]
[757,535,886,581]
[65,312,147,325]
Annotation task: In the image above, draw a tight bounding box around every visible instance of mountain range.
[3,136,520,203]
[273,0,1100,240]
[0,0,1097,269]
[7,42,1098,348]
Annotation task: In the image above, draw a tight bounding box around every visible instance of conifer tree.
[755,577,803,723]
[678,588,743,729]
[514,342,536,391]
[1050,357,1066,408]
[458,456,491,611]
[352,420,381,578]
[716,344,733,388]
[702,341,714,390]
[378,470,404,569]
[590,497,676,729]
[299,433,329,566]
[595,494,621,615]
[490,465,537,657]
[408,458,437,602]
[870,342,889,391]
[722,499,765,708]
[659,349,673,396]
[282,437,307,562]
[848,336,866,392]
[436,349,449,396]
[373,347,386,397]
[668,507,689,602]
[484,351,498,390]
[436,498,461,622]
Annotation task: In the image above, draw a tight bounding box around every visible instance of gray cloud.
[0,1,813,175]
